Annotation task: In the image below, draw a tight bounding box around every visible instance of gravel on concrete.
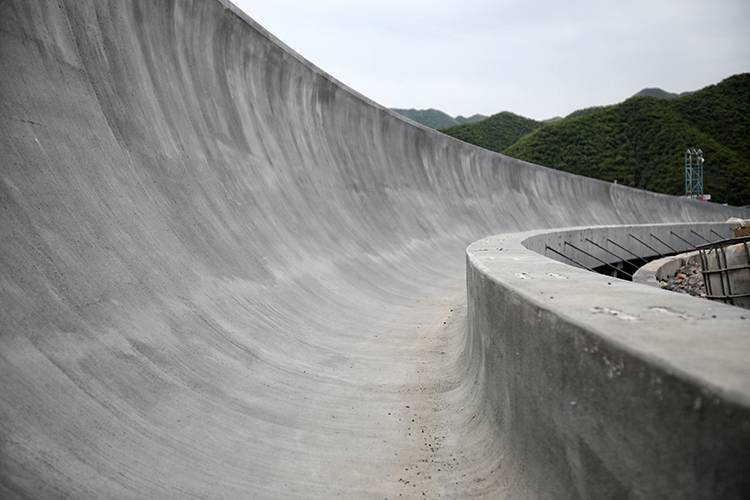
[660,260,707,297]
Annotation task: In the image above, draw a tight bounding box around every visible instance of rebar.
[545,246,592,271]
[629,233,664,258]
[564,241,633,279]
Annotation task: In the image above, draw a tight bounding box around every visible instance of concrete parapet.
[466,224,750,499]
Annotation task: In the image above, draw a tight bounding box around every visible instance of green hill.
[440,74,749,206]
[506,74,750,205]
[633,88,677,99]
[456,114,488,125]
[441,111,542,152]
[391,108,486,129]
[565,106,606,120]
[632,87,693,100]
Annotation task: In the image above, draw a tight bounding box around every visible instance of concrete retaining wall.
[466,224,750,499]
[522,222,734,271]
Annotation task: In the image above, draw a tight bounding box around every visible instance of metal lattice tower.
[684,147,704,198]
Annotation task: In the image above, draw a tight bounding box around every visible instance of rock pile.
[659,260,706,297]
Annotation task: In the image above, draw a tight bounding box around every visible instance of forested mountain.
[441,112,541,153]
[438,74,749,205]
[391,108,487,129]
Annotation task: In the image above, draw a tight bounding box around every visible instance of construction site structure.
[685,147,711,201]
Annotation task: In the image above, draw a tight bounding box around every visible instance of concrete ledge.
[466,223,750,499]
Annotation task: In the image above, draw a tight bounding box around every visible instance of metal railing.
[696,236,750,307]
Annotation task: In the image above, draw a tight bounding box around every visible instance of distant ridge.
[633,87,694,100]
[391,108,487,129]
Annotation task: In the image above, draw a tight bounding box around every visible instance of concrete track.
[0,1,744,498]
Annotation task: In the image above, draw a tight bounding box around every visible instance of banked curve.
[1,0,749,498]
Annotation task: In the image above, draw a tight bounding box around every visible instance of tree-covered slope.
[632,88,692,99]
[634,88,678,99]
[391,108,486,129]
[505,74,749,205]
[441,111,541,152]
[455,113,488,125]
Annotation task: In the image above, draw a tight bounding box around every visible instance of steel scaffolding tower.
[684,147,704,198]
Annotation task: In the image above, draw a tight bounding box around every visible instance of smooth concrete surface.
[467,227,750,499]
[1,1,749,498]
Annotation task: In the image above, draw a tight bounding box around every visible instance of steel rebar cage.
[696,236,750,306]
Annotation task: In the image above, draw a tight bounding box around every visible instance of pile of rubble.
[659,259,706,298]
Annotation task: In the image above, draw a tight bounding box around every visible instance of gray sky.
[234,0,750,120]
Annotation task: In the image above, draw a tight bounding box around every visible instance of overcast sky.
[234,0,750,120]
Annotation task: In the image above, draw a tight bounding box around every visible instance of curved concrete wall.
[1,0,748,497]
[523,222,734,270]
[467,226,750,499]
